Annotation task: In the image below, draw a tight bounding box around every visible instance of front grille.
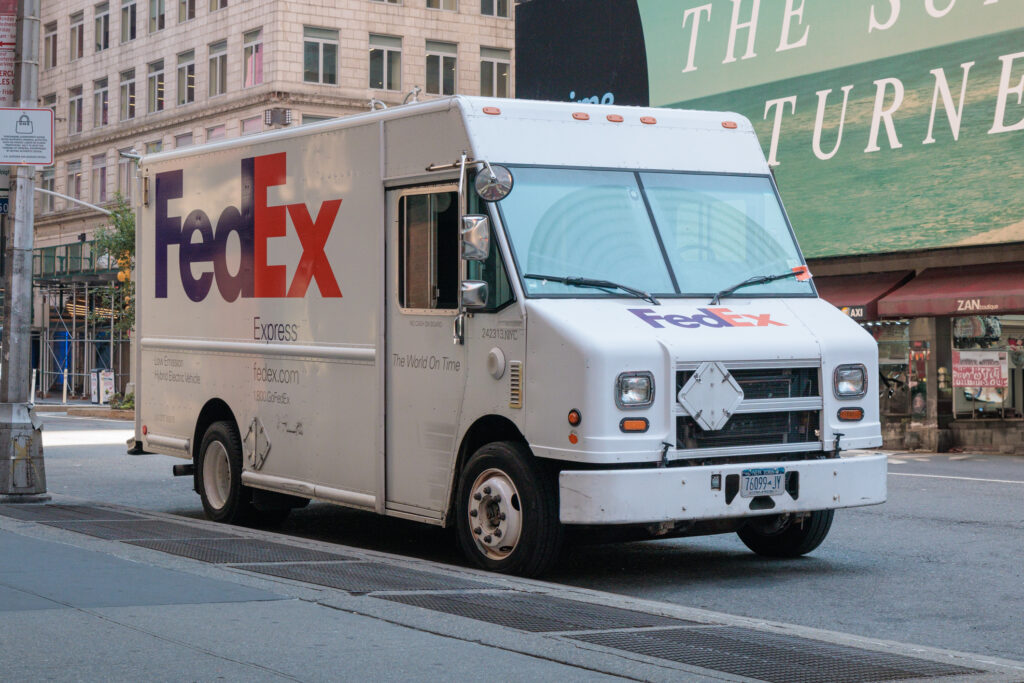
[678,411,819,450]
[676,367,819,400]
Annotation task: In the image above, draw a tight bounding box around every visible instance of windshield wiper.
[524,274,660,305]
[710,267,810,305]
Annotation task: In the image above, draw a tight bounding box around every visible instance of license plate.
[740,467,785,497]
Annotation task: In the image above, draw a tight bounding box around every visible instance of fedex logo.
[629,308,786,329]
[155,152,342,302]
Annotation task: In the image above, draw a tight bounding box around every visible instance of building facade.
[514,0,1024,453]
[30,0,514,398]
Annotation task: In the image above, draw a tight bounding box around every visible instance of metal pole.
[1,0,47,499]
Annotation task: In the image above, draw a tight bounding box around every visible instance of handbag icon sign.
[15,114,33,134]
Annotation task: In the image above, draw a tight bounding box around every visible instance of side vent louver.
[508,361,523,409]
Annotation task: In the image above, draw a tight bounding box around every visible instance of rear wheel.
[737,510,834,558]
[196,421,289,527]
[455,441,562,577]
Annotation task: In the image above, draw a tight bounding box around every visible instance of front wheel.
[455,441,562,577]
[737,510,834,558]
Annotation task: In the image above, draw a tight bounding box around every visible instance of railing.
[32,241,118,279]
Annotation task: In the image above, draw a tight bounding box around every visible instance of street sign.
[0,108,53,165]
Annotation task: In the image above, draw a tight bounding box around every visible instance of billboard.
[516,0,1024,258]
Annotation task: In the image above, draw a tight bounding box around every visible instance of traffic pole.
[1,0,47,500]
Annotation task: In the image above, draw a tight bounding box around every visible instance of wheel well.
[192,399,237,462]
[445,414,527,524]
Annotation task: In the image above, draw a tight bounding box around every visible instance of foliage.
[109,392,135,410]
[91,193,136,334]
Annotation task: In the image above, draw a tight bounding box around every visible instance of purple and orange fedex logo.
[629,308,786,329]
[155,152,342,302]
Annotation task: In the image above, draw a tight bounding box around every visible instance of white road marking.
[890,472,1024,485]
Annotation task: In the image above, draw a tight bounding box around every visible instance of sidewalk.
[2,498,1021,682]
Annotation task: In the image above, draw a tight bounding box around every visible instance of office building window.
[209,40,227,96]
[92,154,108,203]
[147,60,165,113]
[120,69,136,120]
[93,78,109,127]
[426,0,455,10]
[241,116,262,135]
[480,0,508,17]
[371,0,401,3]
[176,51,195,105]
[175,131,193,147]
[426,40,456,96]
[44,22,57,69]
[209,0,226,10]
[145,140,163,154]
[303,27,338,85]
[121,0,136,42]
[69,86,84,134]
[67,160,83,201]
[178,0,194,21]
[243,28,262,87]
[149,0,165,32]
[118,148,134,201]
[480,47,510,98]
[41,93,57,113]
[206,123,225,140]
[41,167,55,212]
[369,34,401,91]
[95,3,110,52]
[70,12,85,61]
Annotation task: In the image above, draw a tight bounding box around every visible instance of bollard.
[62,368,68,405]
[30,369,36,405]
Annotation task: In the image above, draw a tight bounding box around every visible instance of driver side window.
[398,190,459,310]
[467,181,515,311]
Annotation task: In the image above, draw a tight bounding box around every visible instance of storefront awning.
[814,270,914,321]
[878,262,1024,317]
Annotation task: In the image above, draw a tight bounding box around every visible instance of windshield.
[497,167,814,299]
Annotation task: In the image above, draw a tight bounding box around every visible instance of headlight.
[834,364,867,398]
[616,371,654,408]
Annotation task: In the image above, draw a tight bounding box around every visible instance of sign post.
[1,0,47,501]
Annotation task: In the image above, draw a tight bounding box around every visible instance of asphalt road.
[34,413,1024,663]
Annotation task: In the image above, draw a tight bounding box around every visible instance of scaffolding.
[34,279,129,400]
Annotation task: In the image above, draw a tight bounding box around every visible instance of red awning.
[878,262,1024,317]
[814,270,914,321]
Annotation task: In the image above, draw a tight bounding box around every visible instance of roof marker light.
[640,116,657,125]
[572,112,590,121]
[482,107,501,115]
[722,121,738,129]
[606,114,624,123]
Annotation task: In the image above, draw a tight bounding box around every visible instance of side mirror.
[461,280,489,309]
[461,215,490,261]
[474,165,514,201]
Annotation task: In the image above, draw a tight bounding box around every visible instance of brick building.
[29,0,514,398]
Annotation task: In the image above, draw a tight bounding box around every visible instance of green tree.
[91,193,135,334]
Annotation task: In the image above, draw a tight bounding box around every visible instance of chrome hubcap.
[203,441,231,510]
[468,468,522,560]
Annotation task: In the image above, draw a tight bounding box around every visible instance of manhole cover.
[42,519,239,541]
[376,591,697,632]
[0,504,143,522]
[571,627,982,683]
[235,561,493,594]
[127,538,358,564]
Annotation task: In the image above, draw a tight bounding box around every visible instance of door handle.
[453,312,465,346]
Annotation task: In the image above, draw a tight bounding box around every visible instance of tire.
[455,441,563,577]
[196,421,290,527]
[737,510,834,558]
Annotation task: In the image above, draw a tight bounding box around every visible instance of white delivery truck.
[132,96,886,576]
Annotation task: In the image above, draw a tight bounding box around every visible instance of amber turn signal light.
[838,407,864,421]
[568,409,582,427]
[620,418,649,433]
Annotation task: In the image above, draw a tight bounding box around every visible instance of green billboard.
[517,1,1024,258]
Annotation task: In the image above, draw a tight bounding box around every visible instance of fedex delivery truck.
[132,96,886,576]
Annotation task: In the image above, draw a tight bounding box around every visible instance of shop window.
[875,322,911,416]
[952,315,1024,419]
